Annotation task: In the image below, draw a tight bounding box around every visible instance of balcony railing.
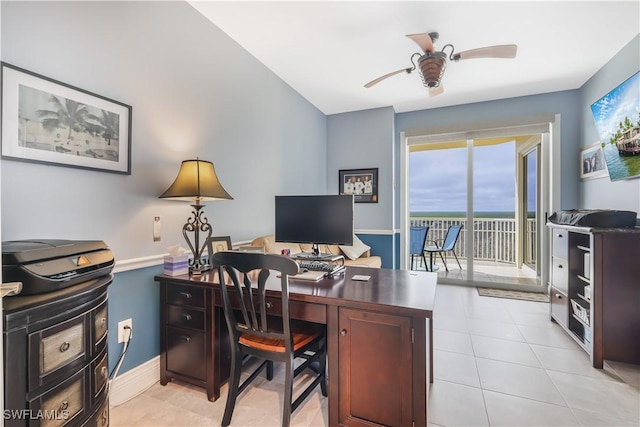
[410,217,536,264]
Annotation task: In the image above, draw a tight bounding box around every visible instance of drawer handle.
[59,342,71,352]
[100,318,107,327]
[181,335,191,343]
[101,366,109,379]
[558,264,563,269]
[340,329,347,336]
[182,313,192,321]
[180,292,192,299]
[266,302,273,309]
[60,400,69,411]
[555,293,563,299]
[101,409,108,426]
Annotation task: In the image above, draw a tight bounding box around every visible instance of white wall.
[580,35,640,213]
[1,1,327,261]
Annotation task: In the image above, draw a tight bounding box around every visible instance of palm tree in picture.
[90,110,119,145]
[37,96,90,139]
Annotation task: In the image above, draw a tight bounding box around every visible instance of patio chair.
[409,226,429,270]
[424,224,463,271]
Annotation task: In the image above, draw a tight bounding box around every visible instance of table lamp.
[159,158,233,274]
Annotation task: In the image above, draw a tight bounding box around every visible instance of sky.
[409,141,525,213]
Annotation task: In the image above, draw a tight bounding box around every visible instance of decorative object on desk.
[159,158,233,274]
[477,287,549,303]
[163,245,189,276]
[206,235,232,258]
[1,62,132,174]
[590,71,640,181]
[580,143,608,180]
[339,168,378,203]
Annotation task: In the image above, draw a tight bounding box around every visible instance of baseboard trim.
[109,356,160,407]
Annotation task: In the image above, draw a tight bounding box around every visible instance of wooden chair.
[424,224,463,271]
[211,251,327,427]
[409,226,429,270]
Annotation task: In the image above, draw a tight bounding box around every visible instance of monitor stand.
[292,243,339,261]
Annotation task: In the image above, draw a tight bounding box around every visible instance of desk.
[155,266,436,427]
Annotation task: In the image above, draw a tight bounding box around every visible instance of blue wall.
[107,267,162,374]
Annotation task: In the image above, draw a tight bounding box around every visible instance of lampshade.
[159,159,233,202]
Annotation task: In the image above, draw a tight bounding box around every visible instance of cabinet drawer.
[39,319,85,376]
[552,229,568,259]
[551,257,568,293]
[93,353,109,396]
[85,396,109,427]
[93,304,108,346]
[167,305,205,331]
[39,375,84,427]
[166,327,205,380]
[167,284,205,308]
[550,287,569,329]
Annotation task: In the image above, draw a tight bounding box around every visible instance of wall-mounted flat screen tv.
[275,195,354,257]
[590,71,640,181]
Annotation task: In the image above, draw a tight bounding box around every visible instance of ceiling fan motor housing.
[419,52,447,88]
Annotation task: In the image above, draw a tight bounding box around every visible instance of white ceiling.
[189,1,640,115]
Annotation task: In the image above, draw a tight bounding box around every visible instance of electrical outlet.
[118,318,132,343]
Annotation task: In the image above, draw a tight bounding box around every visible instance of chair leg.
[421,253,429,271]
[452,250,462,269]
[320,339,328,397]
[282,354,294,427]
[222,346,243,426]
[410,255,414,270]
[267,360,274,380]
[438,251,448,271]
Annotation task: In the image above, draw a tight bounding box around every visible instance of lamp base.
[189,263,212,276]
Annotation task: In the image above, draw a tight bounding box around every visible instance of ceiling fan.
[364,32,517,97]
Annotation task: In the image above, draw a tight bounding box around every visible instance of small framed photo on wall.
[580,143,608,180]
[339,168,378,203]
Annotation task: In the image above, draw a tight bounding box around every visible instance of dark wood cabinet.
[338,308,414,427]
[159,281,230,402]
[548,224,640,368]
[3,276,112,427]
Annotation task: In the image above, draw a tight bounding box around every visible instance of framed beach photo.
[339,168,378,203]
[1,62,132,174]
[580,143,608,180]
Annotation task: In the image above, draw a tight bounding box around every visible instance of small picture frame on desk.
[206,236,232,258]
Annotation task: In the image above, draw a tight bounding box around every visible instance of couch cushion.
[339,235,371,260]
[344,256,382,268]
[251,235,302,255]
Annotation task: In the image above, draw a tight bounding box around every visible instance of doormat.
[477,287,549,303]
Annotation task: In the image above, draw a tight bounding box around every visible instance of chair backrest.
[409,226,429,255]
[442,225,463,251]
[211,251,300,352]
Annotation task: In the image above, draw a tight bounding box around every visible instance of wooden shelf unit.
[548,224,640,367]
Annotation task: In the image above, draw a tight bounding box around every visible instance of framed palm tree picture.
[1,62,132,174]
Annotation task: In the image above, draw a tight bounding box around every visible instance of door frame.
[400,114,560,291]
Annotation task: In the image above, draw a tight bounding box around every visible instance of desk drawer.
[166,326,206,381]
[93,353,109,396]
[35,372,84,427]
[167,305,205,331]
[167,284,205,308]
[93,304,108,347]
[266,297,326,324]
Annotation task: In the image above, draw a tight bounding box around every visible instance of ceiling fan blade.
[406,33,435,53]
[429,85,444,97]
[364,68,411,88]
[453,44,517,61]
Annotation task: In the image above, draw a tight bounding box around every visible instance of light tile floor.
[110,284,640,426]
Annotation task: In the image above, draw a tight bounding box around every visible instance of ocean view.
[411,211,518,219]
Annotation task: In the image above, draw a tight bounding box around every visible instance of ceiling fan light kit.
[418,52,447,88]
[364,31,517,96]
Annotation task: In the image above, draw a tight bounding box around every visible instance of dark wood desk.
[155,266,437,427]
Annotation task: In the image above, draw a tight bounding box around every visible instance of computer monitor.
[275,195,354,258]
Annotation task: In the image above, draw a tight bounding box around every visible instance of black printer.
[2,239,114,296]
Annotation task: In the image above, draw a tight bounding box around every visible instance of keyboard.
[298,260,338,273]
